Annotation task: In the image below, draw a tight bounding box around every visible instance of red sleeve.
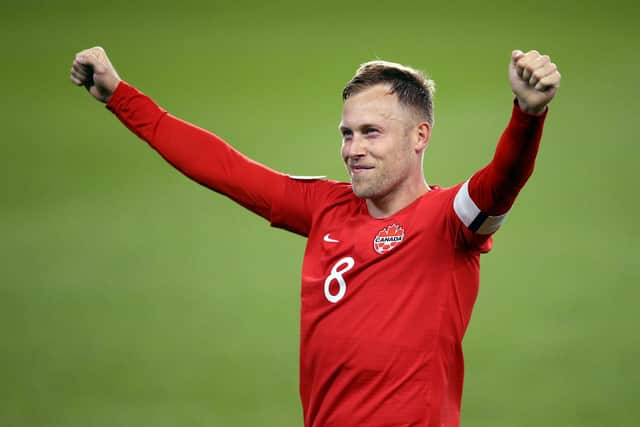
[106,81,287,221]
[468,100,547,215]
[453,100,547,250]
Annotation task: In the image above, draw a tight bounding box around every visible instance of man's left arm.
[453,50,562,238]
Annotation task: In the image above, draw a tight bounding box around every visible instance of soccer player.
[70,47,561,426]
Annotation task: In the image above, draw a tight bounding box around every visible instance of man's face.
[340,84,422,201]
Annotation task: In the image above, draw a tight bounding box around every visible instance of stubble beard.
[351,169,393,200]
[351,175,373,198]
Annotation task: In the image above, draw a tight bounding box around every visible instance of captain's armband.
[453,180,507,235]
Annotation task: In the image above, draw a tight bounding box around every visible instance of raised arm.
[70,47,286,220]
[453,50,561,237]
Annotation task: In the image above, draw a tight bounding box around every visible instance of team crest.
[373,224,406,254]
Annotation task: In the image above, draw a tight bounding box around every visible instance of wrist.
[103,78,122,103]
[516,97,547,116]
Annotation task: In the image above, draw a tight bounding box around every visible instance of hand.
[70,46,122,103]
[509,50,561,115]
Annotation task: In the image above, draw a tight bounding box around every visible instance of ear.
[414,121,431,154]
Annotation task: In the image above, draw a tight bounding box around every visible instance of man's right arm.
[106,80,286,219]
[71,47,333,234]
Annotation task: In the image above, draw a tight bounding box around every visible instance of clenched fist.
[70,47,121,103]
[509,50,561,115]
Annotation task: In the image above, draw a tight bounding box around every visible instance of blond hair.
[342,60,436,126]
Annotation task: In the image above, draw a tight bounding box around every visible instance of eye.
[365,128,380,136]
[341,129,353,139]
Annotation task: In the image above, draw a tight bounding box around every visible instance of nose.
[345,134,367,159]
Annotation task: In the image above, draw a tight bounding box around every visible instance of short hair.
[342,60,436,126]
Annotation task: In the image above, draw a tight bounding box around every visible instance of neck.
[365,176,430,218]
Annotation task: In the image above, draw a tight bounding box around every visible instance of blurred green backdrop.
[1,0,638,426]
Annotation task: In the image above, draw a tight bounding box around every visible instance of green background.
[1,0,638,425]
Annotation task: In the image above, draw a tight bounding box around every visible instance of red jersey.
[107,82,547,426]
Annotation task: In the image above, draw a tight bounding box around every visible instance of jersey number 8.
[324,257,355,303]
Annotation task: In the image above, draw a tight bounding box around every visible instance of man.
[70,47,561,426]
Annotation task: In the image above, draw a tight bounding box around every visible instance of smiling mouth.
[349,165,374,174]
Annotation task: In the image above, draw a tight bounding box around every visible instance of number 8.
[324,257,355,303]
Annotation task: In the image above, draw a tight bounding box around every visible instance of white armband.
[453,180,507,235]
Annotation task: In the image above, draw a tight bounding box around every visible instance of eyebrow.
[339,123,382,132]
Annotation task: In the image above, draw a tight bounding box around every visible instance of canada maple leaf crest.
[373,224,406,254]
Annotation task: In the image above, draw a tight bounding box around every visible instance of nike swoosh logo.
[323,233,340,243]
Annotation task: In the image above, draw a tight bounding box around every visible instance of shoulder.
[409,183,466,234]
[287,176,354,200]
[325,181,357,202]
[417,184,463,208]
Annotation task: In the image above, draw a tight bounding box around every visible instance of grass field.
[1,0,638,425]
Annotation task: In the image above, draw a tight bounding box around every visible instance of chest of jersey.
[296,188,481,426]
[300,193,458,349]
